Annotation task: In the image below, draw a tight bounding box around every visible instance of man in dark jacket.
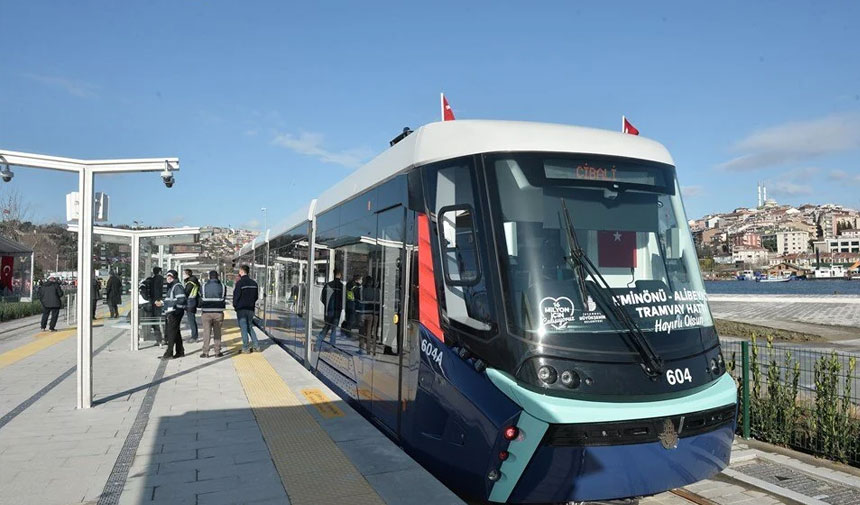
[37,276,64,331]
[319,269,344,346]
[199,271,226,357]
[145,267,165,345]
[233,265,260,353]
[159,269,187,359]
[183,269,201,342]
[91,275,101,319]
[105,270,122,318]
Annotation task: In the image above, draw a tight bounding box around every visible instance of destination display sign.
[544,159,668,188]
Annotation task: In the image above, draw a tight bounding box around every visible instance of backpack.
[139,277,153,301]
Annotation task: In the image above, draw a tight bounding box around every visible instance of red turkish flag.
[1,256,13,290]
[442,93,455,121]
[623,116,639,135]
[598,231,637,268]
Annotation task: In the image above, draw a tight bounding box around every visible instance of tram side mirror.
[438,205,480,286]
[665,228,682,259]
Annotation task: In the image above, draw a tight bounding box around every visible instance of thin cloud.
[767,180,811,196]
[829,169,860,183]
[719,113,860,171]
[243,218,261,229]
[272,132,372,169]
[22,72,99,98]
[681,185,704,198]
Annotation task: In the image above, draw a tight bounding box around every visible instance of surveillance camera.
[0,168,13,183]
[160,170,174,188]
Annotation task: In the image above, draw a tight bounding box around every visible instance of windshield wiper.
[559,200,664,379]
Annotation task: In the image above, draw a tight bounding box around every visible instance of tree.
[0,187,33,240]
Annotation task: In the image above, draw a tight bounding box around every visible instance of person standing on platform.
[233,265,260,353]
[199,270,226,358]
[159,269,186,360]
[319,269,344,347]
[105,270,122,318]
[342,273,361,331]
[37,276,64,332]
[183,269,201,342]
[91,274,101,319]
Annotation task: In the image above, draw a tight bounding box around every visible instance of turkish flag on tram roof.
[441,93,455,121]
[598,231,637,268]
[622,116,639,135]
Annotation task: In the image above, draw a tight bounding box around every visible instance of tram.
[235,120,736,504]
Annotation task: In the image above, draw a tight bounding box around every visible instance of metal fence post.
[741,341,751,439]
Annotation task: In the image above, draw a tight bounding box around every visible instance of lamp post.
[0,150,179,409]
[261,207,267,233]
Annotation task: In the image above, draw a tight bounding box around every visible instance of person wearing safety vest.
[159,270,187,360]
[183,269,201,342]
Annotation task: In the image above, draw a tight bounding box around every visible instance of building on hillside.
[766,262,809,278]
[732,246,769,265]
[823,236,860,254]
[761,230,809,255]
[731,232,762,250]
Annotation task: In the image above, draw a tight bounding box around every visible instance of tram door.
[371,205,406,437]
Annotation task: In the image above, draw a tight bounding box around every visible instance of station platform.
[0,311,464,505]
[3,307,860,505]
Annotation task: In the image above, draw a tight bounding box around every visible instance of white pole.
[76,167,94,409]
[440,92,444,121]
[29,252,35,300]
[131,235,140,351]
[622,115,626,133]
[304,219,316,367]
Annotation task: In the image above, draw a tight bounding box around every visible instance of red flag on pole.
[622,116,639,135]
[598,230,637,268]
[441,93,455,121]
[0,256,13,291]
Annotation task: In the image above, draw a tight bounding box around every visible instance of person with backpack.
[183,269,201,342]
[37,276,64,332]
[199,271,226,358]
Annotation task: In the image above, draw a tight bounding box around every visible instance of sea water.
[704,280,860,296]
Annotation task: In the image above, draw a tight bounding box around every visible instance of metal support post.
[29,252,35,300]
[305,219,316,367]
[158,245,165,270]
[741,341,750,439]
[76,167,94,409]
[131,236,140,351]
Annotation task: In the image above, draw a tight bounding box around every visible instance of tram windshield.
[484,153,713,346]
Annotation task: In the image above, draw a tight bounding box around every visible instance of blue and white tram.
[235,120,736,504]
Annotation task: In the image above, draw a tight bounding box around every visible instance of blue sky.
[1,1,859,231]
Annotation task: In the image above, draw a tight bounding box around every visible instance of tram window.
[439,205,480,285]
[424,159,494,332]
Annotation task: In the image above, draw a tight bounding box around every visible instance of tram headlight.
[560,370,581,389]
[537,365,558,385]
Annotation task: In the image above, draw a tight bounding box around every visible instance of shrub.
[0,300,44,322]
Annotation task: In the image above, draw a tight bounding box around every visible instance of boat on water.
[757,276,790,283]
[736,269,757,281]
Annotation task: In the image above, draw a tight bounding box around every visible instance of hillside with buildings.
[690,184,860,278]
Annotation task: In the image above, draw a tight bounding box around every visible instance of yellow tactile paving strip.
[0,303,130,370]
[230,333,385,505]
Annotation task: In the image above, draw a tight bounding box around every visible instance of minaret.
[757,182,762,208]
[763,184,767,204]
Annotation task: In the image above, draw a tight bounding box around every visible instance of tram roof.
[237,119,675,256]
